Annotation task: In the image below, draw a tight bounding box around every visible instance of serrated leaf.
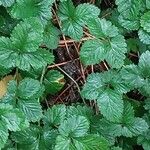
[0,18,54,71]
[76,3,100,24]
[43,22,60,49]
[83,18,127,68]
[18,78,44,99]
[18,99,43,122]
[58,0,100,40]
[118,15,140,30]
[43,104,66,127]
[44,70,65,95]
[1,78,44,122]
[55,135,76,150]
[67,105,94,121]
[80,39,105,65]
[120,64,145,88]
[137,129,150,150]
[0,103,29,132]
[11,0,52,23]
[141,11,150,33]
[116,0,142,20]
[81,71,130,121]
[0,122,9,150]
[74,135,109,150]
[138,29,150,45]
[138,50,150,77]
[97,90,123,122]
[97,102,149,138]
[59,116,89,137]
[0,0,14,7]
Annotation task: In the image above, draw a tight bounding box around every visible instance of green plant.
[0,0,150,149]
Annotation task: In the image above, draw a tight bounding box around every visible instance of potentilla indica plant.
[0,0,150,149]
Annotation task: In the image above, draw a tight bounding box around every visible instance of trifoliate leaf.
[137,130,150,150]
[116,0,142,20]
[141,11,150,33]
[58,0,100,40]
[0,18,54,71]
[11,0,52,23]
[43,105,66,127]
[1,78,44,122]
[74,135,109,150]
[97,102,149,138]
[81,71,130,122]
[138,29,150,45]
[0,122,9,150]
[44,70,65,95]
[18,78,44,99]
[59,116,89,137]
[18,99,43,122]
[83,18,127,68]
[10,18,43,53]
[43,22,60,49]
[0,0,14,7]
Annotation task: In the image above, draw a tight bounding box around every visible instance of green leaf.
[81,71,130,121]
[58,0,100,40]
[18,78,44,99]
[0,122,9,150]
[83,18,127,68]
[137,129,150,150]
[0,103,29,132]
[138,50,150,77]
[11,126,42,149]
[118,15,140,30]
[87,18,119,38]
[120,64,145,88]
[97,102,149,138]
[55,135,76,150]
[80,39,105,65]
[0,18,54,71]
[59,116,89,137]
[11,0,52,23]
[10,18,43,53]
[18,99,43,122]
[0,0,14,7]
[44,70,65,95]
[43,22,60,49]
[141,11,150,33]
[116,0,142,20]
[74,135,109,150]
[43,104,66,127]
[97,90,123,122]
[67,105,94,121]
[1,78,44,122]
[76,3,100,24]
[146,0,150,9]
[138,29,150,45]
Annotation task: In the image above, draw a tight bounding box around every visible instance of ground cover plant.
[0,0,150,149]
